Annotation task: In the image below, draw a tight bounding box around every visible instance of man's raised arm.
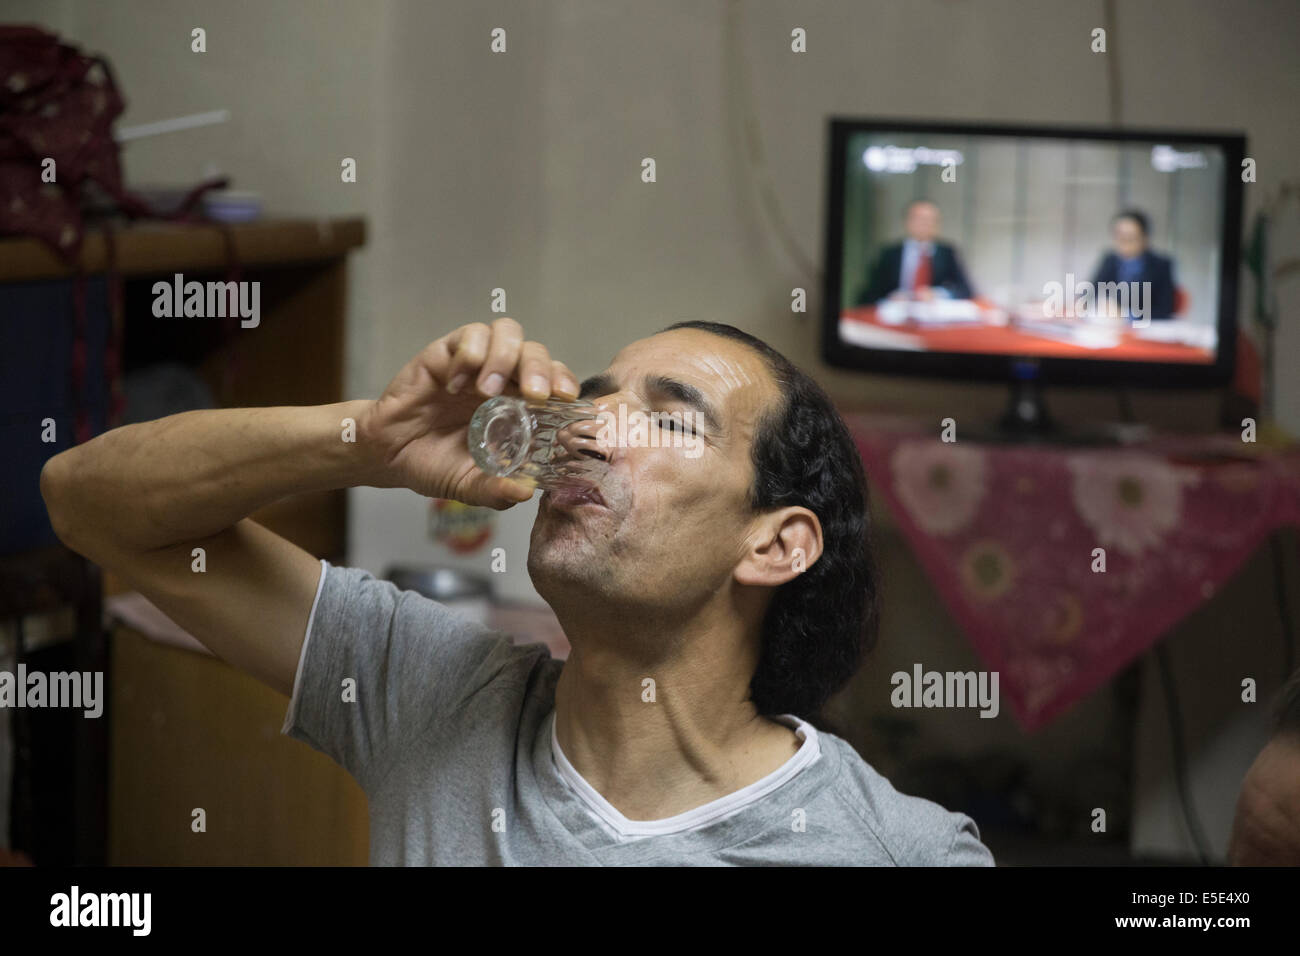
[39,317,579,697]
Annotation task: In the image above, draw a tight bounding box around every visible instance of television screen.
[822,120,1245,385]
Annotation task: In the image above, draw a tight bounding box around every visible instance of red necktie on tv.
[912,247,933,292]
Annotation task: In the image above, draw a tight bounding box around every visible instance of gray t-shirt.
[281,562,995,866]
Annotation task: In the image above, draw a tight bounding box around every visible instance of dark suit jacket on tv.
[1089,250,1176,319]
[856,241,974,305]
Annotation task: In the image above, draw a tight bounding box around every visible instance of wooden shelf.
[0,217,365,281]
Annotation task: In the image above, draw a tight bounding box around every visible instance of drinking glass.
[467,395,608,489]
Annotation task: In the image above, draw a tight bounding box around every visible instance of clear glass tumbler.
[467,395,608,489]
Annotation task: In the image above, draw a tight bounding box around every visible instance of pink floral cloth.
[844,412,1300,730]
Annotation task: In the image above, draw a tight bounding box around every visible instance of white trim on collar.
[550,712,820,841]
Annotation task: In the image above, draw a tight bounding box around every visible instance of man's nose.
[555,393,627,464]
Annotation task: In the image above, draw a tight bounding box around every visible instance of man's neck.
[550,607,802,821]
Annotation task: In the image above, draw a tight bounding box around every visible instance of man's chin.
[528,523,594,574]
[526,546,608,604]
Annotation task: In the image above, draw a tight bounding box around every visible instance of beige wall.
[22,0,1300,426]
[16,0,1300,861]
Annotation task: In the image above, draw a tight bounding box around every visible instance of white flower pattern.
[1066,453,1198,557]
[891,440,988,536]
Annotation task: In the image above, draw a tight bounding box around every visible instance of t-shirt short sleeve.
[280,560,530,790]
[946,814,995,866]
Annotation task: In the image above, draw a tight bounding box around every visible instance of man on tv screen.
[856,198,974,305]
[1089,209,1178,321]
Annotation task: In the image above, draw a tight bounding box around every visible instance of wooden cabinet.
[1,217,368,864]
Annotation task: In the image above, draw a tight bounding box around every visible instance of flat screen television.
[821,118,1247,430]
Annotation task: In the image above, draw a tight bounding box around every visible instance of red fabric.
[845,412,1300,730]
[912,248,932,292]
[0,25,130,259]
[1,26,230,444]
[842,306,1213,362]
[0,26,228,259]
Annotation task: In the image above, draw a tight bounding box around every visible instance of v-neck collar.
[531,708,830,860]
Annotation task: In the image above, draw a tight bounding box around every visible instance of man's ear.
[734,507,823,587]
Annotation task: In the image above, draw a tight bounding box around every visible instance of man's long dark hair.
[660,321,880,723]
